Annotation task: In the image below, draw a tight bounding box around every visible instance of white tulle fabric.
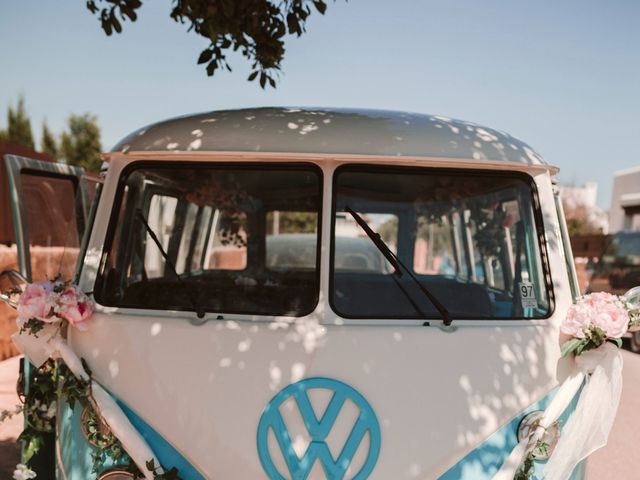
[493,342,623,480]
[12,330,161,480]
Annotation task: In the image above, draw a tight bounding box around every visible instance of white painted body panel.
[75,145,574,479]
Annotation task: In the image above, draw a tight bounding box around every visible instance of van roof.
[110,107,548,166]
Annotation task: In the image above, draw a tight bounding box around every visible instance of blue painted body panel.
[58,385,586,480]
[439,386,586,480]
[116,399,206,480]
[57,395,205,480]
[57,400,121,479]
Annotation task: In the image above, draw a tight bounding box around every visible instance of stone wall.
[0,246,19,360]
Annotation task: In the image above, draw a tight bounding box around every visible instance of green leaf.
[112,17,122,34]
[561,338,583,357]
[103,18,113,36]
[247,71,259,81]
[313,0,327,14]
[87,1,98,15]
[206,61,217,76]
[286,13,299,34]
[197,49,213,65]
[608,337,623,348]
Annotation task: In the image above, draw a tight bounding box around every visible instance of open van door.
[3,154,94,281]
[2,153,94,476]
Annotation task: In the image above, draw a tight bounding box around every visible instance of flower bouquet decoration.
[13,278,93,367]
[496,288,640,480]
[6,277,175,480]
[560,291,634,357]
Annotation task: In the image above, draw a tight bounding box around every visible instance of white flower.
[13,464,37,480]
[45,401,57,419]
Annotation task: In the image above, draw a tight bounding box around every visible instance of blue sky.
[1,1,639,208]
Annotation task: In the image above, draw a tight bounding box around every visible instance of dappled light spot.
[459,375,472,393]
[225,320,240,330]
[475,128,498,142]
[108,360,119,378]
[291,362,305,382]
[299,123,318,135]
[219,357,231,367]
[150,323,161,336]
[269,362,282,390]
[187,138,202,150]
[238,339,251,352]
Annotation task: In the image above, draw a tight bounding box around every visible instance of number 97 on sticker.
[519,282,538,309]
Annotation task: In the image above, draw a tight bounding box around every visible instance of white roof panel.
[111,107,547,165]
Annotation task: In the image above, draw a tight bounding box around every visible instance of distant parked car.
[588,231,640,351]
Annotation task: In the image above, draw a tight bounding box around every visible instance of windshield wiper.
[136,209,205,319]
[345,206,452,326]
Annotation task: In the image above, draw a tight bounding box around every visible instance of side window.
[202,208,247,270]
[188,206,213,273]
[266,211,318,270]
[335,212,396,273]
[20,172,82,281]
[144,194,178,278]
[414,212,467,277]
[175,203,199,274]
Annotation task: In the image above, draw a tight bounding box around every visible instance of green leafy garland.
[3,356,183,479]
[513,440,550,480]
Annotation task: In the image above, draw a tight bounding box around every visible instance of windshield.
[94,163,322,316]
[331,166,553,319]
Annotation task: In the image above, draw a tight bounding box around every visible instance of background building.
[610,167,640,232]
[559,181,609,234]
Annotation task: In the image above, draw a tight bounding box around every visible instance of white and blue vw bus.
[4,108,583,479]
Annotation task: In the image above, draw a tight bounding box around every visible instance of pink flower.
[17,282,55,322]
[502,213,516,229]
[561,303,588,338]
[54,286,93,331]
[561,292,629,339]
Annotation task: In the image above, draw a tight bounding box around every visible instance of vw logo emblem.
[257,377,381,479]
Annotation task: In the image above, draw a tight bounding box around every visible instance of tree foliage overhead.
[5,96,35,149]
[60,114,103,172]
[85,0,336,88]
